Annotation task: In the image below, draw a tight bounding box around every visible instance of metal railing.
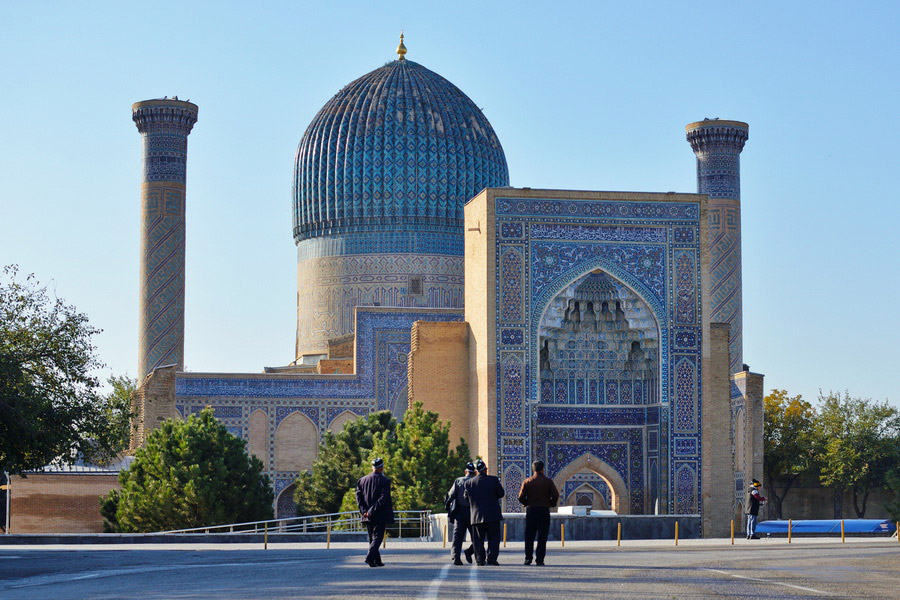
[155,509,432,539]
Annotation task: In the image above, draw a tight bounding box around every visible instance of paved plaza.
[0,538,897,599]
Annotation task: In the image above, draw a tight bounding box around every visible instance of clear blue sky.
[2,2,897,407]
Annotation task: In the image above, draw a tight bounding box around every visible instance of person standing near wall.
[517,460,559,565]
[446,461,477,565]
[356,457,394,566]
[464,460,505,565]
[746,479,767,539]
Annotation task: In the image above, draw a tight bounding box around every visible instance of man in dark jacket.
[463,459,505,566]
[746,479,767,540]
[356,457,394,567]
[517,460,559,565]
[446,461,477,565]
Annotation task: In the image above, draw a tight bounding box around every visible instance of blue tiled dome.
[293,59,509,242]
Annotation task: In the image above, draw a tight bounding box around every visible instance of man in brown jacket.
[517,460,559,565]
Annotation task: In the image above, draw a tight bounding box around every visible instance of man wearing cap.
[463,460,505,566]
[746,479,767,540]
[446,462,477,565]
[517,460,559,565]
[356,457,394,566]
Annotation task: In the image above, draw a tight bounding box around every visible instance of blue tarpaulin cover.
[756,519,896,534]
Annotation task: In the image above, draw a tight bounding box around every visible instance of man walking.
[746,478,767,540]
[463,459,505,566]
[356,457,394,566]
[517,460,559,565]
[446,461,477,565]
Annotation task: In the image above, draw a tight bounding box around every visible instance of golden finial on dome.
[396,32,407,60]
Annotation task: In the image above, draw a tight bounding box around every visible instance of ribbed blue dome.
[293,59,509,242]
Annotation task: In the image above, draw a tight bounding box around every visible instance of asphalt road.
[0,539,897,599]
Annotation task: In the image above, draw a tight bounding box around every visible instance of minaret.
[133,98,198,381]
[686,119,749,374]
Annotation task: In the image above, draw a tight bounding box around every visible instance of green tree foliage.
[368,402,470,513]
[0,266,123,474]
[816,391,900,518]
[293,411,397,516]
[94,375,136,464]
[101,408,273,532]
[884,468,900,523]
[763,389,818,519]
[298,404,470,517]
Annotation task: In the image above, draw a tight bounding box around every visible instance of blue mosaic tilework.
[537,426,645,514]
[503,463,526,512]
[531,223,667,243]
[491,194,704,516]
[296,231,464,260]
[500,328,524,345]
[536,407,659,427]
[275,406,319,427]
[500,222,523,238]
[187,405,243,419]
[563,474,611,507]
[293,59,509,242]
[674,438,698,456]
[675,463,698,514]
[133,102,198,184]
[496,198,699,220]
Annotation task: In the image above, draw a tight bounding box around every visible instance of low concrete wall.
[431,514,702,541]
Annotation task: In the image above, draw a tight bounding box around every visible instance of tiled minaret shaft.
[686,119,749,374]
[133,99,198,380]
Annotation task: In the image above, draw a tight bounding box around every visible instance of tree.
[370,402,470,513]
[763,389,818,519]
[293,411,397,516]
[884,468,900,523]
[816,391,900,518]
[0,265,123,474]
[94,375,136,464]
[101,408,273,532]
[337,403,471,514]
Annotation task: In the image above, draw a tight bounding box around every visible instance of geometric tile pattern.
[133,100,198,380]
[293,59,509,242]
[686,120,749,373]
[493,195,704,515]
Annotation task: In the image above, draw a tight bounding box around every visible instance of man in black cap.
[355,457,394,566]
[517,460,559,565]
[446,461,477,565]
[463,459,505,566]
[746,479,767,540]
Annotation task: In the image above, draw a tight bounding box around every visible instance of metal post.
[841,519,845,543]
[730,520,734,545]
[561,522,565,547]
[327,522,331,549]
[788,519,792,544]
[503,523,507,548]
[264,522,268,550]
[443,523,447,548]
[617,522,621,547]
[3,471,9,534]
[675,521,679,546]
[399,514,402,539]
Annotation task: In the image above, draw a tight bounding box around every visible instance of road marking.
[468,565,486,600]
[0,556,22,559]
[5,560,298,589]
[419,563,451,600]
[703,568,834,596]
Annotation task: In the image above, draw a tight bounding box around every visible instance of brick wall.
[408,320,470,448]
[701,322,733,536]
[9,473,120,533]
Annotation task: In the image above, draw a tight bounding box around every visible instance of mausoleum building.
[132,38,763,537]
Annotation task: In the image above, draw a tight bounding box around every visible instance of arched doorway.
[538,270,659,405]
[276,484,298,519]
[552,453,630,514]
